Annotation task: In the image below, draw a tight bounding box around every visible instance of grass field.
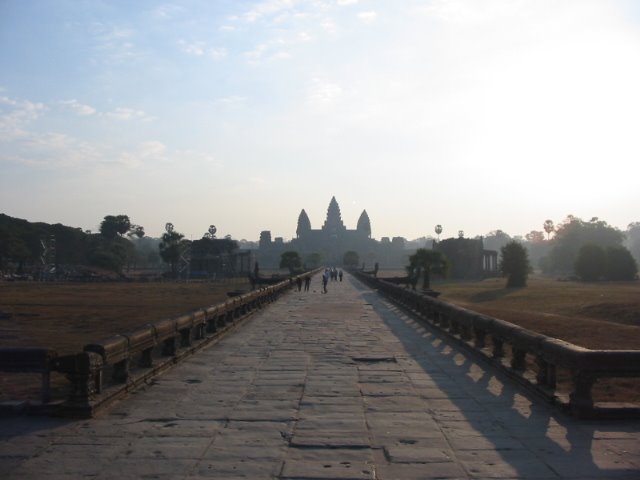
[378,272,640,350]
[0,279,251,355]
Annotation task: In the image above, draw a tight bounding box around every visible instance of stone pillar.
[510,348,526,371]
[64,352,103,408]
[492,338,505,358]
[474,329,486,349]
[569,370,596,417]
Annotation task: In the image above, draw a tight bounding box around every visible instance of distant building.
[189,237,254,279]
[434,237,499,279]
[290,196,376,264]
[257,197,382,268]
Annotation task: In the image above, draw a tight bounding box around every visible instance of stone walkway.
[1,273,640,479]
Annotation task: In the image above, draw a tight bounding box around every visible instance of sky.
[1,0,640,242]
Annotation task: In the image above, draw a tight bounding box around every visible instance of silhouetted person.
[296,277,302,292]
[339,270,343,282]
[304,276,311,291]
[322,269,329,293]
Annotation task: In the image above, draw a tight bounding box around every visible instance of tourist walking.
[304,276,311,291]
[322,269,329,293]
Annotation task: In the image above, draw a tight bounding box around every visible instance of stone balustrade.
[0,347,57,404]
[354,271,640,418]
[1,275,306,417]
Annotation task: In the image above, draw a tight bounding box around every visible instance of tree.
[96,214,146,273]
[99,215,131,239]
[574,244,606,281]
[605,246,638,281]
[522,230,551,273]
[525,230,545,243]
[543,220,555,240]
[280,251,302,274]
[483,230,512,254]
[409,248,448,290]
[127,224,145,239]
[304,252,323,269]
[0,226,31,272]
[87,239,130,273]
[626,222,640,266]
[542,215,624,275]
[343,251,360,268]
[500,241,530,287]
[159,229,187,276]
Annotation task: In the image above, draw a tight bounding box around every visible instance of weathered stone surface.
[1,273,640,479]
[375,461,468,479]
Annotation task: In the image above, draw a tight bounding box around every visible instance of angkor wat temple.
[256,196,499,276]
[258,197,383,267]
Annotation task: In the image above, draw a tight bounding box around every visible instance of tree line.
[478,216,638,282]
[0,213,238,277]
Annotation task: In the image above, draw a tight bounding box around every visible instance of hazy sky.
[1,0,639,241]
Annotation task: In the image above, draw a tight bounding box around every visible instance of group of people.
[295,275,312,292]
[294,267,344,294]
[321,267,343,293]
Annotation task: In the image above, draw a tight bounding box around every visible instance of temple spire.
[296,209,311,238]
[357,210,371,238]
[323,196,345,232]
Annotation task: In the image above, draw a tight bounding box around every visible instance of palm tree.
[409,248,448,290]
[543,220,555,240]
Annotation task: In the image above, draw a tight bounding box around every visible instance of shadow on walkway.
[352,276,638,479]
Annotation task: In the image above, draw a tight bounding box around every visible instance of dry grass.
[377,271,640,349]
[0,279,250,355]
[435,277,640,350]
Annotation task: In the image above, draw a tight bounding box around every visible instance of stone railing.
[354,271,640,418]
[0,347,57,404]
[1,275,307,417]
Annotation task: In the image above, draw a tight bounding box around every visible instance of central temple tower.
[322,196,346,236]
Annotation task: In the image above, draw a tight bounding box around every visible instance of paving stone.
[363,395,428,412]
[193,459,284,479]
[201,444,287,462]
[139,418,224,437]
[290,430,371,448]
[281,447,374,479]
[375,461,468,479]
[281,460,374,479]
[115,435,212,459]
[384,445,455,463]
[373,436,452,451]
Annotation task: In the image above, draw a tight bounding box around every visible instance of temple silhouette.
[256,196,499,275]
[258,197,379,267]
[293,196,375,260]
